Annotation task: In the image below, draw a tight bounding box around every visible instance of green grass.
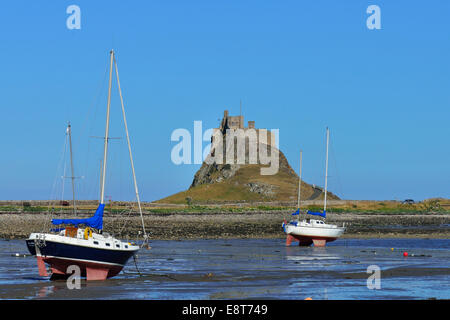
[2,198,448,215]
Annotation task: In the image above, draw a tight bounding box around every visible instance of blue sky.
[0,0,449,202]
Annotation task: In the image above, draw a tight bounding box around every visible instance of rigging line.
[79,63,109,139]
[43,131,69,233]
[115,200,136,235]
[117,206,134,236]
[113,55,148,247]
[80,136,90,199]
[81,64,109,201]
[60,131,68,212]
[329,138,344,200]
[84,158,100,205]
[119,139,123,201]
[132,254,143,277]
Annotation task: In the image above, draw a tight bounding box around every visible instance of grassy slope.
[157,164,337,204]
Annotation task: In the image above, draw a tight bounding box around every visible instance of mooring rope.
[132,254,142,277]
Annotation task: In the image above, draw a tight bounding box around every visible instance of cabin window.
[106,243,110,247]
[116,244,120,248]
[125,245,128,249]
[93,241,99,245]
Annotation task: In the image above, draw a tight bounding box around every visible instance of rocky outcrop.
[245,182,277,197]
[191,163,241,187]
[159,110,341,203]
[185,137,339,202]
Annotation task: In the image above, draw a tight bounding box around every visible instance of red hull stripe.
[43,256,123,279]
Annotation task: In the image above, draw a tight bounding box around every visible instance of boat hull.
[26,237,138,280]
[283,222,345,247]
[26,239,37,255]
[43,256,124,280]
[286,234,338,247]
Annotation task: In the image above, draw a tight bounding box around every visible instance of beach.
[1,205,449,300]
[1,238,449,300]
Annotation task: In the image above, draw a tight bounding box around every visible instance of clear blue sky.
[0,0,449,202]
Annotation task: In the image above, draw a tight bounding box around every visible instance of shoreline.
[0,211,448,240]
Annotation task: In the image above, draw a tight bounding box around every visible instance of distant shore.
[0,209,448,240]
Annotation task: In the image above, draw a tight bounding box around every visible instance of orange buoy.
[305,297,312,300]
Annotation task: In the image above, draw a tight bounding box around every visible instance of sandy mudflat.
[1,237,449,300]
[0,211,448,240]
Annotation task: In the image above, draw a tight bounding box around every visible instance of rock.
[246,182,276,197]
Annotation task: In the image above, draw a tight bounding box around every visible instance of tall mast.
[100,49,114,205]
[323,127,329,214]
[113,55,148,244]
[297,150,302,210]
[67,122,77,215]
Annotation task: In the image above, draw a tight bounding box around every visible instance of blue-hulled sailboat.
[26,50,148,280]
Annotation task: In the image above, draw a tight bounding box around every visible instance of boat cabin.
[50,227,133,250]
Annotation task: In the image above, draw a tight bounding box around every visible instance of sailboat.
[282,128,345,247]
[26,49,148,280]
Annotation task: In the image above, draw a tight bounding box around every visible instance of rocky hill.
[158,138,339,204]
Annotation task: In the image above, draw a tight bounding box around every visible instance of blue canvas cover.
[307,210,326,218]
[291,209,300,216]
[52,204,105,230]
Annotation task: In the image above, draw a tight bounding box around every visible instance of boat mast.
[100,49,114,205]
[297,149,302,220]
[323,127,329,214]
[67,122,77,215]
[113,55,148,245]
[297,150,302,210]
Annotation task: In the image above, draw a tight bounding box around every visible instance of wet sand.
[1,238,449,299]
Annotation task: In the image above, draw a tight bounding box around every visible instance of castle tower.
[214,109,275,147]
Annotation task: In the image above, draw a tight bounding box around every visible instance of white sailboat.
[282,128,345,247]
[26,49,148,280]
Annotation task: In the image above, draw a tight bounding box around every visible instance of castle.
[213,110,276,147]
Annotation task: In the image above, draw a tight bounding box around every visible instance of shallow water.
[0,238,449,300]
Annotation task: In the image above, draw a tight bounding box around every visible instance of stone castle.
[213,110,276,147]
[159,109,340,203]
